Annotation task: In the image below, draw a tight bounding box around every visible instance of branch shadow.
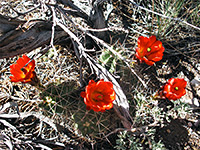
[155,118,189,150]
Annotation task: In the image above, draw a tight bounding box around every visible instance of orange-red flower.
[80,79,116,112]
[162,78,187,100]
[10,55,36,83]
[135,35,165,66]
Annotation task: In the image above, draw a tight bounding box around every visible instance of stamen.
[147,48,151,52]
[94,93,103,101]
[175,87,179,90]
[97,95,102,99]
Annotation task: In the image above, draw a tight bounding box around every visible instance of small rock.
[191,77,200,88]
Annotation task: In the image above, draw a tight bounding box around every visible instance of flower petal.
[162,78,187,100]
[10,76,23,82]
[80,92,86,98]
[137,36,149,48]
[135,35,164,66]
[150,41,164,52]
[80,79,116,112]
[9,55,36,83]
[143,57,155,66]
[146,51,163,62]
[16,55,30,68]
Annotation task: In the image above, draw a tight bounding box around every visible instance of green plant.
[115,131,143,150]
[99,47,125,74]
[115,129,165,150]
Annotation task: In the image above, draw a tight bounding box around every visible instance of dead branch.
[0,15,67,59]
[57,0,92,25]
[0,14,24,34]
[0,0,110,59]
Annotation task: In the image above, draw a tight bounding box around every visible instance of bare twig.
[50,5,58,58]
[0,102,18,113]
[0,112,58,132]
[57,0,92,25]
[80,26,129,33]
[57,4,128,34]
[9,4,40,18]
[0,119,21,133]
[104,121,159,138]
[1,133,13,150]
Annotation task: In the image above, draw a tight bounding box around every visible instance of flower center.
[175,87,179,90]
[147,47,151,52]
[21,67,27,74]
[94,93,103,101]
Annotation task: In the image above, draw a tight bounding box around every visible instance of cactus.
[39,80,120,139]
[39,80,79,114]
[73,100,119,138]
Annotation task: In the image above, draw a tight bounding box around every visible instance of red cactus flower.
[80,79,116,112]
[135,35,165,66]
[162,78,187,100]
[10,55,36,83]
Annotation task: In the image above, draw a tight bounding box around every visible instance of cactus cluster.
[39,80,120,139]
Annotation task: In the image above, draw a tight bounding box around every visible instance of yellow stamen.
[97,95,102,99]
[147,48,151,52]
[175,87,178,90]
